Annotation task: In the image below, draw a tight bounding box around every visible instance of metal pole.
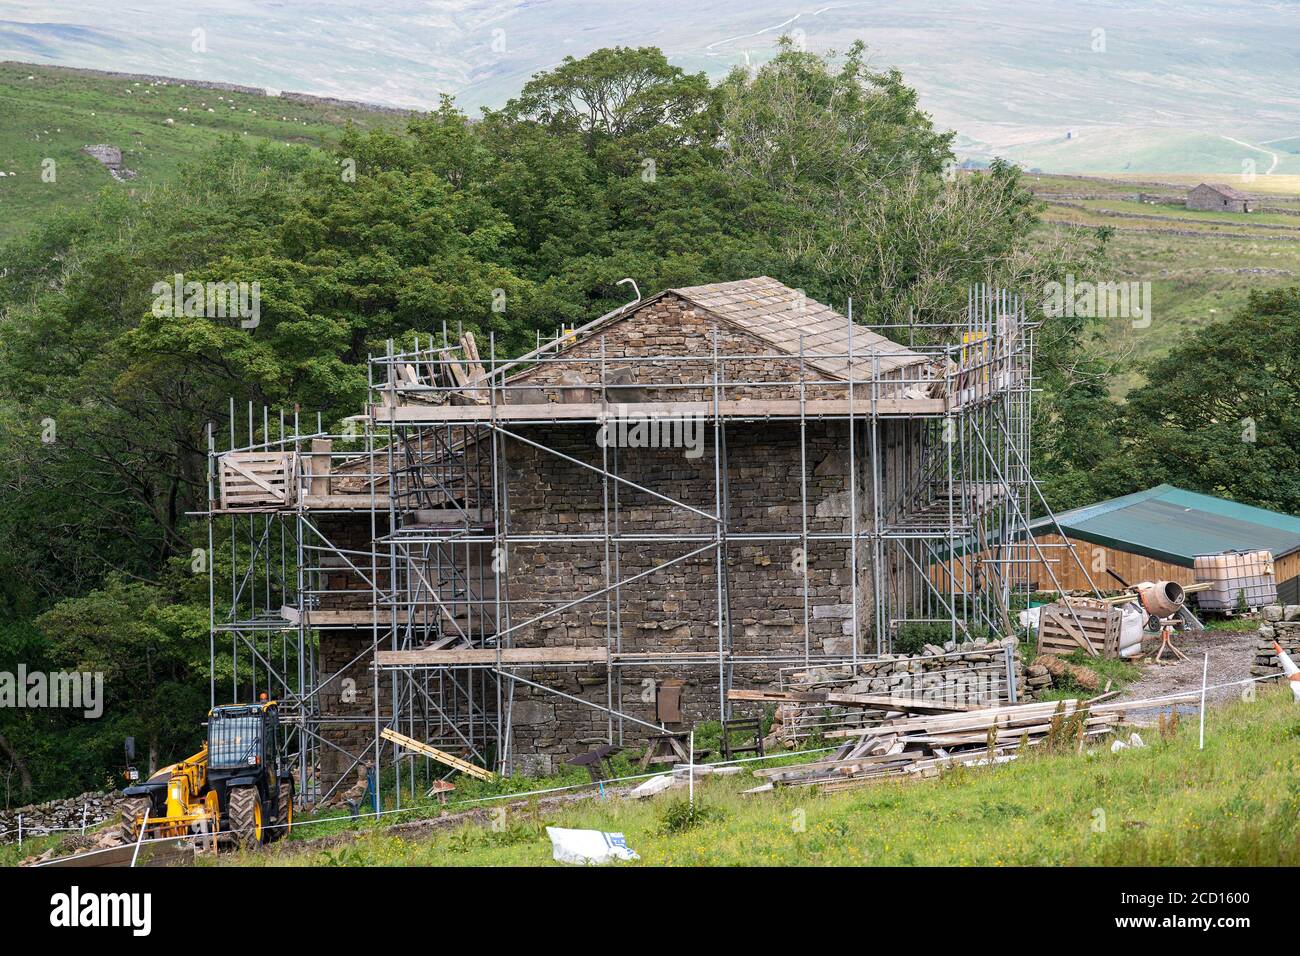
[1199,652,1209,749]
[489,331,507,775]
[688,731,695,808]
[712,330,727,720]
[600,338,614,744]
[129,811,149,867]
[207,421,216,709]
[847,300,860,661]
[799,334,810,665]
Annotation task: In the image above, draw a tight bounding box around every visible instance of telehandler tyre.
[227,786,264,849]
[269,779,294,842]
[118,796,151,845]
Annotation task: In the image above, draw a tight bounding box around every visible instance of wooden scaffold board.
[380,727,496,781]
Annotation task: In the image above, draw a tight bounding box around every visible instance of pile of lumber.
[746,698,1118,794]
[756,639,1024,746]
[447,331,489,404]
[387,332,490,406]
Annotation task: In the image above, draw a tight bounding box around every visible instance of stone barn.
[367,277,940,776]
[213,277,1040,796]
[1186,182,1251,213]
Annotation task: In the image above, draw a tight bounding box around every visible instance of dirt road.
[1117,626,1260,709]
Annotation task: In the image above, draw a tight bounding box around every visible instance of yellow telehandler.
[119,697,294,849]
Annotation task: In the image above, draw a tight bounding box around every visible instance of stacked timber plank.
[749,699,1117,794]
[746,694,1207,794]
[1036,598,1121,658]
[762,638,1024,746]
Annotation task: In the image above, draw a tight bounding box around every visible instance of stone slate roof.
[489,276,927,386]
[1195,182,1249,200]
[671,277,926,379]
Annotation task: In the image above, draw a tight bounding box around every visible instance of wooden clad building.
[935,485,1300,603]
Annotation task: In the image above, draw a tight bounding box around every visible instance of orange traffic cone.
[1272,642,1300,702]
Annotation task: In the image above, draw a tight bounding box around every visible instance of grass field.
[1104,173,1300,198]
[0,61,408,246]
[6,685,1295,868]
[1026,173,1300,397]
[212,687,1300,867]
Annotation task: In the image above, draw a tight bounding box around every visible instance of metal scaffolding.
[205,284,1097,806]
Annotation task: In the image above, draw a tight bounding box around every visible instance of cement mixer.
[1134,580,1185,620]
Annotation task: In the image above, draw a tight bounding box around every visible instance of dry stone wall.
[1,790,126,844]
[1251,605,1300,678]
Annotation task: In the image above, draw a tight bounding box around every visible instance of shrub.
[657,797,723,834]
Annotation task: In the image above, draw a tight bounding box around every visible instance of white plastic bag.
[1119,601,1145,658]
[546,827,640,865]
[1018,605,1043,631]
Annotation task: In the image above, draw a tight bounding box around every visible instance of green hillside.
[986,128,1297,178]
[0,61,410,246]
[1026,173,1300,397]
[3,60,1298,406]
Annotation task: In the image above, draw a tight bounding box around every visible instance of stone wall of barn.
[1186,185,1249,213]
[312,290,930,780]
[504,291,910,403]
[312,514,386,796]
[495,416,923,773]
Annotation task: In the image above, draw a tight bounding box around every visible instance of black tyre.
[227,786,264,849]
[269,778,293,842]
[118,796,151,844]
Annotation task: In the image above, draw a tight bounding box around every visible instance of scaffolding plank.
[380,728,496,781]
[372,397,948,423]
[728,688,971,714]
[377,647,610,666]
[300,493,392,510]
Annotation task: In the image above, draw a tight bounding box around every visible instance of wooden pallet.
[1036,598,1121,658]
[218,451,298,510]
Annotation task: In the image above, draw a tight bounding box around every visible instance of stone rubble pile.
[1251,604,1300,679]
[770,637,1028,744]
[0,789,126,845]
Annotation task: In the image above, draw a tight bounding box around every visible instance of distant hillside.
[1026,172,1300,397]
[3,0,1298,174]
[0,61,410,246]
[4,60,1298,407]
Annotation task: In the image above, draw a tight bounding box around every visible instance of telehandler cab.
[120,697,294,849]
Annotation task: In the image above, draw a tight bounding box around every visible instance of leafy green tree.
[498,46,716,166]
[1122,287,1300,513]
[36,569,210,780]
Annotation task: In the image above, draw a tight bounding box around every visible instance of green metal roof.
[1030,485,1300,567]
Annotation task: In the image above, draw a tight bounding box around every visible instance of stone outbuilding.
[1186,182,1251,213]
